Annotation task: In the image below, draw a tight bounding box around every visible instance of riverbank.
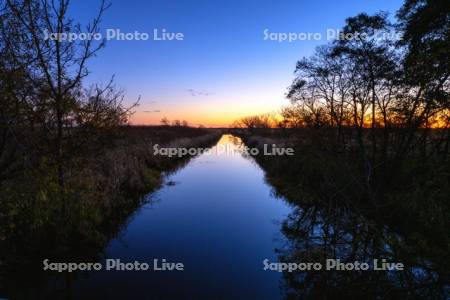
[16,134,291,299]
[233,128,450,299]
[0,126,222,297]
[1,126,222,239]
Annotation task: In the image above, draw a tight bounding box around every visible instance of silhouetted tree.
[0,0,135,188]
[160,117,170,126]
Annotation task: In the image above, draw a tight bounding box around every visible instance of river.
[72,134,292,299]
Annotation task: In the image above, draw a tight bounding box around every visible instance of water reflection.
[0,135,292,299]
[0,135,447,299]
[81,134,291,299]
[247,151,450,299]
[276,205,448,299]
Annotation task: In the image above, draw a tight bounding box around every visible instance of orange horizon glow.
[130,97,288,127]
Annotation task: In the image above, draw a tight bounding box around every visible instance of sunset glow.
[70,0,404,127]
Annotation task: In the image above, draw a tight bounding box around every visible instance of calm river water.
[73,134,292,299]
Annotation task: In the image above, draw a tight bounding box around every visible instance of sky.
[69,0,404,127]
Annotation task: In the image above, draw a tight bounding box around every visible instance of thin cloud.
[186,89,214,97]
[143,110,161,113]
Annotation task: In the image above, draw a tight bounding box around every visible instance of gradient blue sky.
[70,0,404,126]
